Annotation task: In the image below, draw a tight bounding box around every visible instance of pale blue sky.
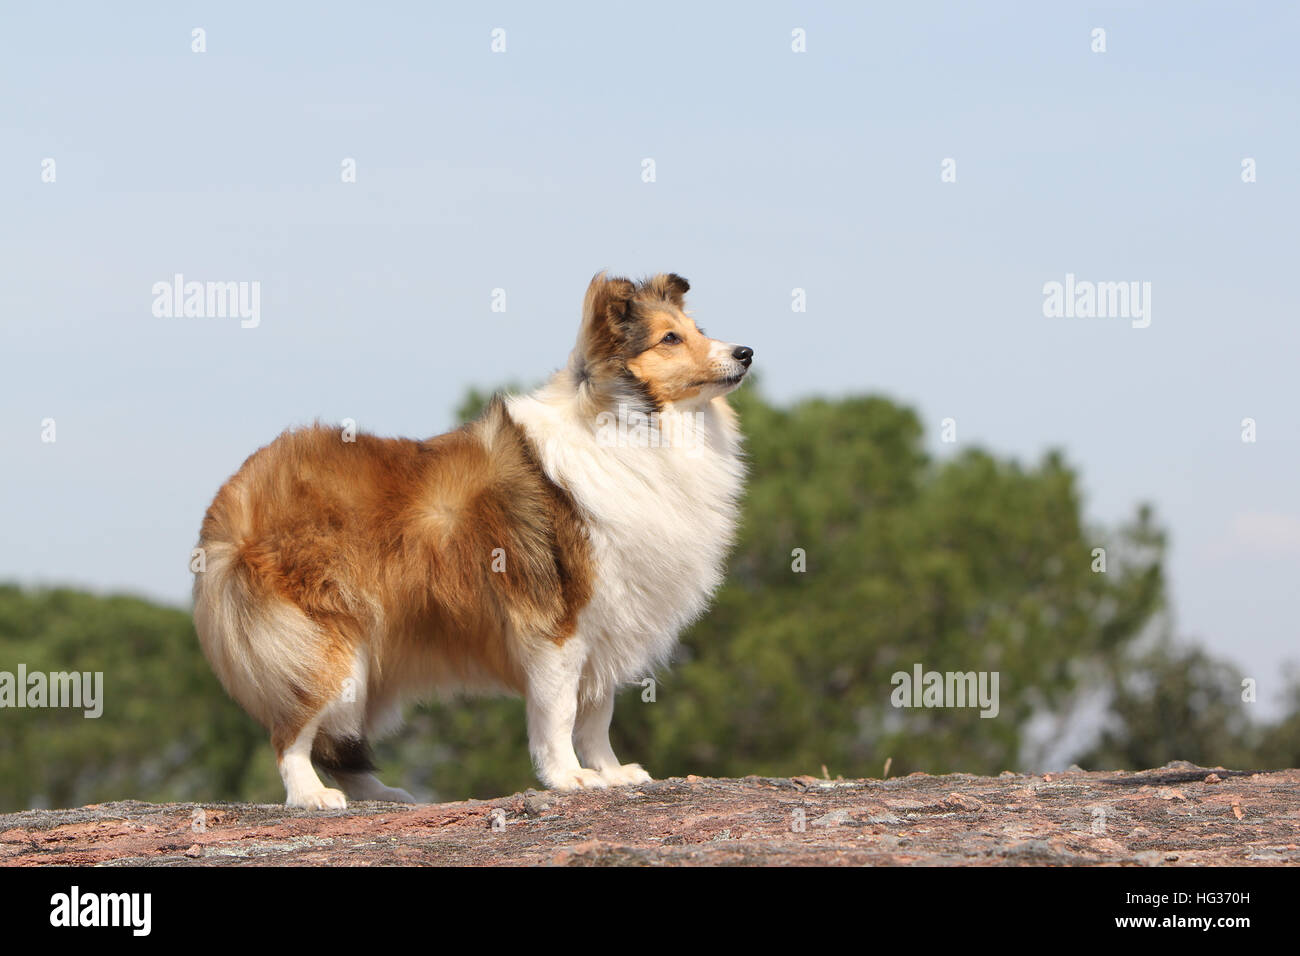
[3,3,1297,714]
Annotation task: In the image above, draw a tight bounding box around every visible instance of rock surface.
[3,764,1297,866]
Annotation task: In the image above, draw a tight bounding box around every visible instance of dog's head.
[570,272,753,412]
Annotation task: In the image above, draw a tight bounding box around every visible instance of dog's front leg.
[575,690,653,786]
[524,638,607,790]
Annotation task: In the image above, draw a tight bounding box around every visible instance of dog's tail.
[193,536,333,733]
[191,462,353,741]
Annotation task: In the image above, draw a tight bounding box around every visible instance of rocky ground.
[2,762,1297,866]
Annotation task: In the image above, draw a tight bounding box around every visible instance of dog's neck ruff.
[504,372,745,694]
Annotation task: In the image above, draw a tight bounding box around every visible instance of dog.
[192,272,752,808]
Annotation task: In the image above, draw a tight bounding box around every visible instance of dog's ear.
[573,272,638,378]
[662,273,690,307]
[583,271,637,330]
[638,273,689,309]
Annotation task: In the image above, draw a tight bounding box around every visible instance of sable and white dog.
[192,272,753,808]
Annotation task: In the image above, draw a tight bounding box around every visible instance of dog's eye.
[661,332,682,345]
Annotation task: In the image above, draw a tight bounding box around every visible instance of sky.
[2,2,1297,717]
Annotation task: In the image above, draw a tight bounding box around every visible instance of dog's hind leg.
[275,710,347,810]
[275,644,385,809]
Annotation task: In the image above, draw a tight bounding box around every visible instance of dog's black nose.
[733,346,754,367]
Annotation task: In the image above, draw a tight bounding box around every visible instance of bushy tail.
[192,539,332,733]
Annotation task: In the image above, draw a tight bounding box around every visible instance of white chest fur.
[506,389,745,696]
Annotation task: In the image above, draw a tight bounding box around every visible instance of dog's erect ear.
[583,271,637,330]
[573,272,638,378]
[662,273,690,307]
[638,273,690,309]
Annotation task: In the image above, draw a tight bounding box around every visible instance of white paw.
[287,787,348,810]
[599,763,652,786]
[546,768,609,791]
